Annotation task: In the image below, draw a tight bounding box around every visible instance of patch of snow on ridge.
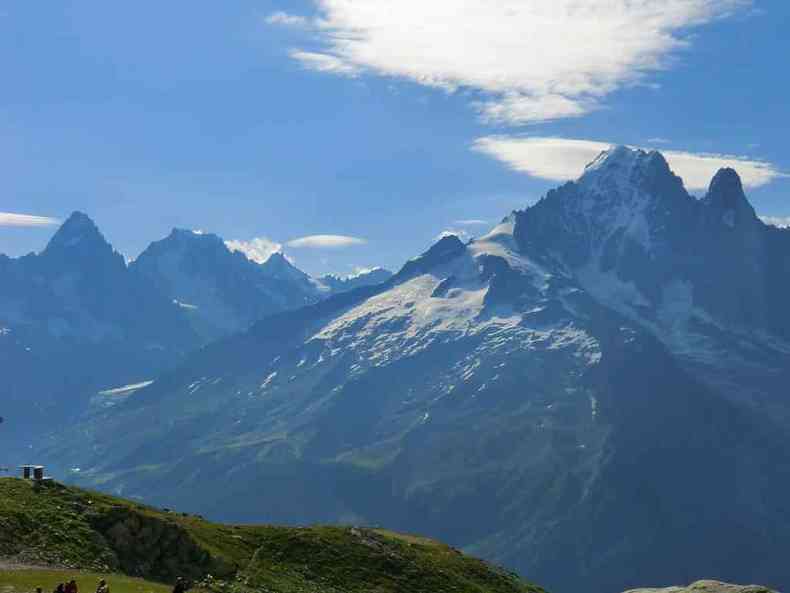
[260,371,278,390]
[576,261,650,312]
[470,215,552,283]
[98,380,154,396]
[311,254,501,365]
[576,267,722,367]
[173,299,198,310]
[310,251,601,372]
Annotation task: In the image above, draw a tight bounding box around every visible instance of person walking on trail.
[95,579,109,593]
[65,579,78,593]
[172,577,187,593]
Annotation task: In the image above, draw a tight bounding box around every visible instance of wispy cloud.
[271,1,750,124]
[0,212,60,227]
[290,51,360,77]
[760,216,790,229]
[225,237,283,264]
[286,234,367,249]
[265,11,309,27]
[472,136,786,191]
[453,219,489,226]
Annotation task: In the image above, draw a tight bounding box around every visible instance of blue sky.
[1,1,788,276]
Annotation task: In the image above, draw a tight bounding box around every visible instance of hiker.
[95,579,109,593]
[172,577,187,593]
[65,580,78,593]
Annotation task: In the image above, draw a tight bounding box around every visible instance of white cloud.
[472,136,786,191]
[225,237,283,264]
[453,219,489,226]
[286,234,367,249]
[290,51,360,77]
[266,11,309,27]
[0,212,60,227]
[273,1,750,124]
[760,216,790,229]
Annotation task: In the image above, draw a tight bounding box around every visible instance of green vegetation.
[0,479,545,593]
[0,569,169,593]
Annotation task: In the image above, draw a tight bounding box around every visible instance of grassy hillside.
[0,569,170,593]
[0,478,545,593]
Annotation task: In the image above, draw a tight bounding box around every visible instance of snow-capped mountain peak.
[580,145,673,194]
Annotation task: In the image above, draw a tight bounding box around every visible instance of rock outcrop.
[623,580,777,593]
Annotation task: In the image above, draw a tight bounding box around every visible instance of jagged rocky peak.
[395,233,467,279]
[259,251,306,278]
[134,228,235,269]
[426,233,466,256]
[583,144,667,175]
[577,145,682,197]
[41,211,126,272]
[514,145,693,269]
[708,167,745,199]
[703,167,758,228]
[261,251,290,267]
[45,211,111,253]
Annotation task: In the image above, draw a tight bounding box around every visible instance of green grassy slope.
[0,479,545,593]
[0,569,170,593]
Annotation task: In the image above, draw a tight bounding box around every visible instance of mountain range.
[5,146,790,593]
[131,228,390,340]
[0,217,390,457]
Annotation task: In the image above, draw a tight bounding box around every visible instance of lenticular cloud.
[272,0,751,124]
[0,212,60,227]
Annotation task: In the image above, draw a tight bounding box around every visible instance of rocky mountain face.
[43,148,790,593]
[132,231,319,340]
[131,231,393,340]
[514,148,790,416]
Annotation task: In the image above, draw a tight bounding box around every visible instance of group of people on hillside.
[36,578,107,593]
[35,576,188,593]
